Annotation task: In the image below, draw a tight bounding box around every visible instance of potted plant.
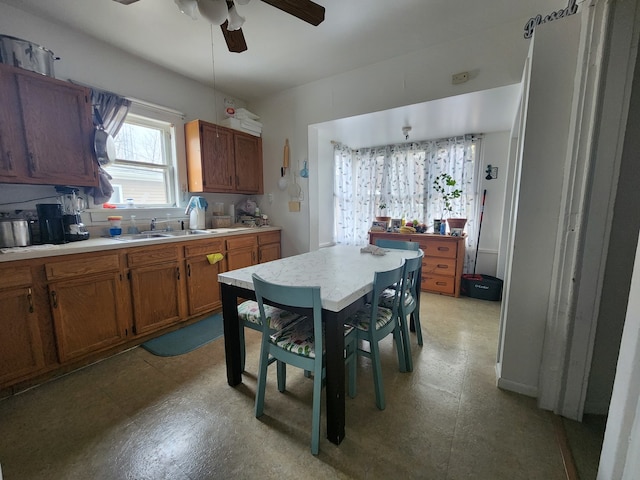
[433,173,466,233]
[375,202,391,226]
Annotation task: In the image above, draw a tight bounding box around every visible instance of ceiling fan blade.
[220,22,248,53]
[260,0,325,26]
[112,0,140,4]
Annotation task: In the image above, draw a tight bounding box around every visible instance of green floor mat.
[141,313,224,357]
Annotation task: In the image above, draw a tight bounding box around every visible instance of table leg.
[323,309,345,445]
[221,283,242,386]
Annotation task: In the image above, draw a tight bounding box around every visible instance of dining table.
[217,244,421,445]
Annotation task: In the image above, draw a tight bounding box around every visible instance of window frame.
[97,100,187,210]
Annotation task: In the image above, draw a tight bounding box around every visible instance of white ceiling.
[0,0,557,146]
[1,0,558,101]
[315,84,522,148]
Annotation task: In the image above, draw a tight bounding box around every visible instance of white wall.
[475,131,510,276]
[251,18,540,257]
[497,16,582,396]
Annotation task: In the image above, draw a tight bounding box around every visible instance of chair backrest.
[370,264,405,316]
[375,238,420,251]
[401,251,424,308]
[252,273,323,349]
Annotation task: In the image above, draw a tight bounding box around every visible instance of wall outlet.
[452,71,469,84]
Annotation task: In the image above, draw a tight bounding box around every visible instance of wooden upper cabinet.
[185,119,263,194]
[234,131,263,193]
[0,67,25,178]
[0,64,97,186]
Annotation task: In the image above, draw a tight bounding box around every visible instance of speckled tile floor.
[0,294,573,479]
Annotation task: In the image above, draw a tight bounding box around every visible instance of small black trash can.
[461,274,503,301]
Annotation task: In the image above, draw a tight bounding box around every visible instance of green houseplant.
[433,173,466,234]
[375,202,391,226]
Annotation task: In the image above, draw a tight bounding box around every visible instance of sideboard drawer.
[421,274,456,295]
[422,256,456,277]
[419,239,457,258]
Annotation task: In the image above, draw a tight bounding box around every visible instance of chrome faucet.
[150,218,157,231]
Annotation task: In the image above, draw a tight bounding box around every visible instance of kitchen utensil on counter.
[36,203,66,244]
[57,186,90,242]
[0,35,59,77]
[0,219,31,248]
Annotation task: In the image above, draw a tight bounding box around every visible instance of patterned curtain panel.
[334,135,481,272]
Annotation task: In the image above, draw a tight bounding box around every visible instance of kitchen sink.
[110,233,172,241]
[108,229,211,241]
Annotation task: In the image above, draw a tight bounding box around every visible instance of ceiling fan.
[112,0,325,53]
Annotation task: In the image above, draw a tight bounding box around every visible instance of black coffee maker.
[36,203,66,244]
[56,187,90,242]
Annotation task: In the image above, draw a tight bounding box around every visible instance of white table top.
[218,245,419,312]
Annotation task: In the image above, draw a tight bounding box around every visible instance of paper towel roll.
[229,204,235,222]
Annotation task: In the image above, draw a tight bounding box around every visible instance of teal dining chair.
[237,300,301,372]
[381,250,424,372]
[345,264,406,410]
[374,238,420,251]
[252,273,358,455]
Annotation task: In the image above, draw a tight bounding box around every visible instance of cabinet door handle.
[437,264,449,269]
[27,287,34,313]
[187,264,191,277]
[176,267,181,280]
[51,290,58,308]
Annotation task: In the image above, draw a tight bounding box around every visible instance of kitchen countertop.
[0,226,281,263]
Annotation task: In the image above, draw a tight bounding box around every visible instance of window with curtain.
[334,134,481,272]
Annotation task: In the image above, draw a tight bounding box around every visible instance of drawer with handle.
[422,257,456,277]
[421,273,456,295]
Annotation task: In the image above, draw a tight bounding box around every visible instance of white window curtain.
[334,135,481,273]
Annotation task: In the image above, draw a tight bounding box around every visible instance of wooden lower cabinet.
[127,245,186,336]
[226,235,258,270]
[369,232,465,297]
[48,273,126,362]
[0,266,45,385]
[1,228,282,392]
[45,253,128,362]
[185,239,226,315]
[258,230,281,263]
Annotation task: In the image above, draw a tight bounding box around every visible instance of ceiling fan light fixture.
[226,4,245,31]
[197,0,228,26]
[174,0,199,19]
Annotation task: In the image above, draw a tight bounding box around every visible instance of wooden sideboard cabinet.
[369,232,466,297]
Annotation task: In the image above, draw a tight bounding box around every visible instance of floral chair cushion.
[269,318,356,359]
[238,300,300,330]
[347,304,394,332]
